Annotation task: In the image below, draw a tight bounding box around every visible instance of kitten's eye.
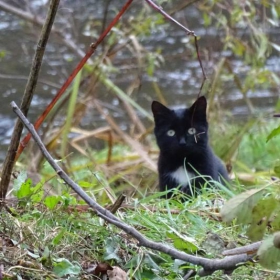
[167,130,175,136]
[188,128,196,135]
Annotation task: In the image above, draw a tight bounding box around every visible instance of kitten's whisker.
[194,131,205,143]
[196,131,205,136]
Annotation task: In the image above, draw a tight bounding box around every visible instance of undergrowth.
[2,119,280,279]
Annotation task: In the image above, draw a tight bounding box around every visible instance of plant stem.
[0,0,60,200]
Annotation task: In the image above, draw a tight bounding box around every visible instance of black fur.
[151,96,229,197]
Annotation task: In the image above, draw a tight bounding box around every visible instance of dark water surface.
[0,1,279,161]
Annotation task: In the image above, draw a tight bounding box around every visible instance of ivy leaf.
[53,258,81,277]
[267,126,280,142]
[104,237,121,262]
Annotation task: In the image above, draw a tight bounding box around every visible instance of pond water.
[0,1,279,162]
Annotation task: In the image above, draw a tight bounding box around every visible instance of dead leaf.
[107,266,127,280]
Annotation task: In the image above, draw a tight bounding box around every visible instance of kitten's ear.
[151,101,171,117]
[189,96,207,119]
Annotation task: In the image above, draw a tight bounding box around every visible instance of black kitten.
[151,96,229,197]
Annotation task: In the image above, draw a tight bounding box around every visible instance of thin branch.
[145,0,194,35]
[0,0,60,200]
[0,0,86,59]
[144,0,207,95]
[11,101,254,275]
[0,73,60,89]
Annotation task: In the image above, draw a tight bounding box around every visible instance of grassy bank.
[2,118,280,279]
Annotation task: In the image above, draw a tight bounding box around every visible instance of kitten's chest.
[169,166,195,187]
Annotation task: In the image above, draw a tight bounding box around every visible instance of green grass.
[3,119,280,279]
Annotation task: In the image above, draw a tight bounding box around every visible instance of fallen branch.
[11,101,254,276]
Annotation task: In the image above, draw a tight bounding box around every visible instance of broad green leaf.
[258,234,280,269]
[53,258,81,277]
[31,190,44,203]
[247,197,278,241]
[267,125,280,142]
[221,187,266,223]
[44,196,61,210]
[17,178,32,198]
[104,237,121,262]
[143,254,161,270]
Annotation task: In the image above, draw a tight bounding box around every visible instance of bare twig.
[0,0,86,59]
[11,101,254,275]
[145,0,194,35]
[0,0,60,200]
[144,0,207,94]
[0,73,60,89]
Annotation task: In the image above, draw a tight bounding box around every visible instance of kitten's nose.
[179,137,186,145]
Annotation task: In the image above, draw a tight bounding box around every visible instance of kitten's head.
[151,96,209,155]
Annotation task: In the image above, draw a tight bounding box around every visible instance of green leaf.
[41,246,52,267]
[271,213,280,231]
[166,228,198,254]
[13,171,27,192]
[31,191,43,203]
[44,196,61,210]
[52,229,66,245]
[17,178,32,198]
[258,234,280,269]
[247,197,278,241]
[267,125,280,142]
[79,181,94,188]
[53,258,81,277]
[221,187,266,223]
[104,237,121,262]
